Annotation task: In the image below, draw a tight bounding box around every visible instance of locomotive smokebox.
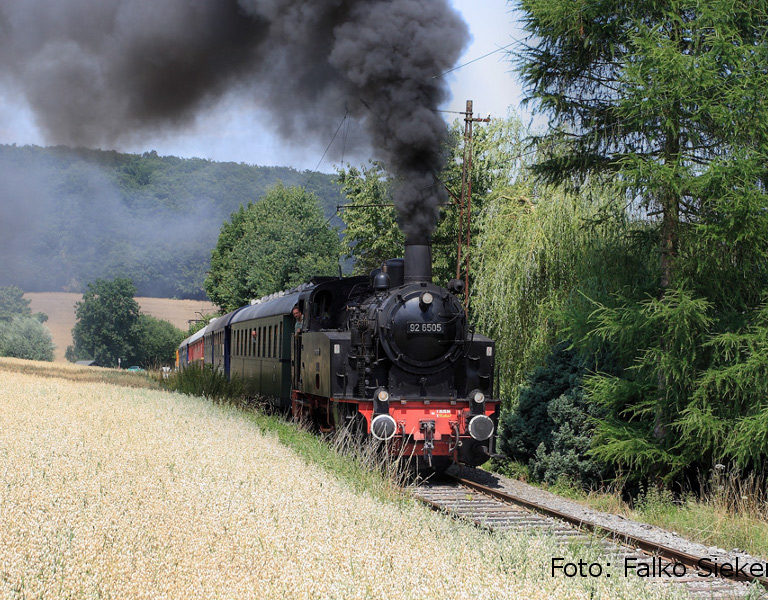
[404,234,432,283]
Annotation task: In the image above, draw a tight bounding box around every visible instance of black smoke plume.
[0,0,468,236]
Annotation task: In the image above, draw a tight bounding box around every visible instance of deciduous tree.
[205,185,342,312]
[71,278,142,367]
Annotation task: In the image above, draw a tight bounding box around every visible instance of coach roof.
[231,289,307,324]
[205,306,247,334]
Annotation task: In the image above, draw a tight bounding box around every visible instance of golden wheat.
[0,367,676,599]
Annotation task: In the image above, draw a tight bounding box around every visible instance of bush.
[0,316,55,361]
[495,343,609,488]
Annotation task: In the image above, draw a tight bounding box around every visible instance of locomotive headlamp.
[371,414,398,441]
[373,387,390,414]
[468,415,494,441]
[472,391,485,404]
[419,292,434,310]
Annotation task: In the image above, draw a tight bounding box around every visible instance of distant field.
[25,292,217,362]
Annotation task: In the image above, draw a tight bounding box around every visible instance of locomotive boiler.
[178,235,498,470]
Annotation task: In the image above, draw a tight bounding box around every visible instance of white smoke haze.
[0,148,219,297]
[0,0,469,237]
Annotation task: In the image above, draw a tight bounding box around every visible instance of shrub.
[495,343,609,488]
[0,316,55,362]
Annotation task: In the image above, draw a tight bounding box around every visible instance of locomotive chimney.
[404,233,433,283]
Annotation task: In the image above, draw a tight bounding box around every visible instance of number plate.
[407,322,444,335]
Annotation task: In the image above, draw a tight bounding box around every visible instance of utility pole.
[455,100,490,310]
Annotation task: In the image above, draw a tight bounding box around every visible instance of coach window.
[268,325,273,358]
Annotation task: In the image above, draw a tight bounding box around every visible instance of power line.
[304,110,349,189]
[433,42,516,78]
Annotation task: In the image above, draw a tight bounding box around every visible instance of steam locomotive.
[177,236,498,469]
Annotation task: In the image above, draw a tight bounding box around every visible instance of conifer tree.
[517,0,768,479]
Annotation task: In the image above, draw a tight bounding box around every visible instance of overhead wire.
[304,109,349,189]
[432,41,516,79]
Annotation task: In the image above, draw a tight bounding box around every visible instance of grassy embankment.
[500,461,768,559]
[0,357,676,600]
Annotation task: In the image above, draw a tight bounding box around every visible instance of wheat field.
[0,365,675,600]
[24,292,217,362]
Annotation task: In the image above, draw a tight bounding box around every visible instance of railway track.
[413,468,767,599]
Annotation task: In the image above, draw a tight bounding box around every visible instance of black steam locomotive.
[178,236,498,469]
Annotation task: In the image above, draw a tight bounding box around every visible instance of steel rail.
[445,473,768,588]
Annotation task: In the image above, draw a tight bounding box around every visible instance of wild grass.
[0,364,679,600]
[163,363,245,402]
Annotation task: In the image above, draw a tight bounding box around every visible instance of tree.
[0,316,55,361]
[338,162,404,275]
[0,285,47,323]
[71,278,142,367]
[518,0,768,481]
[472,183,655,397]
[0,286,31,321]
[496,343,610,488]
[518,0,768,296]
[136,315,185,367]
[205,184,342,312]
[0,285,54,361]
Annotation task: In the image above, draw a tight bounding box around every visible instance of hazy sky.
[0,0,522,171]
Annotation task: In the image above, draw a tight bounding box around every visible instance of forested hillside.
[0,144,343,299]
